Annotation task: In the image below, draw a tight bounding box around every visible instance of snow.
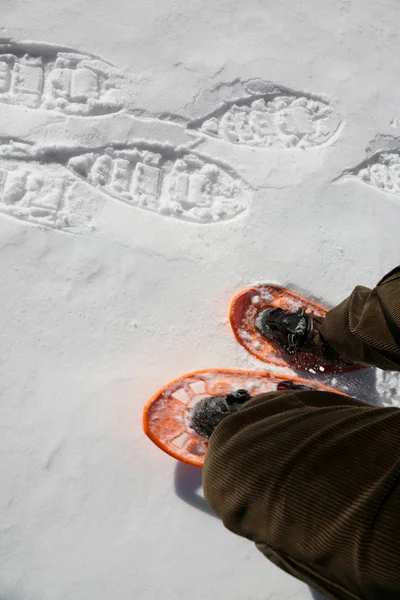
[1,0,400,599]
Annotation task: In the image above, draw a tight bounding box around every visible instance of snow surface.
[1,0,400,598]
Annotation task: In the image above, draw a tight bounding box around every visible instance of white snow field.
[1,0,400,598]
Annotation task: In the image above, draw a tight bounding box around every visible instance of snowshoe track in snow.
[340,137,400,197]
[66,145,251,223]
[184,78,341,149]
[0,41,126,116]
[0,139,251,229]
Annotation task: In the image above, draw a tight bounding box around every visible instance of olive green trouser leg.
[320,266,400,370]
[204,390,400,600]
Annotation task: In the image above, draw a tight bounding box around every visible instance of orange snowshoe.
[143,368,347,467]
[230,285,364,374]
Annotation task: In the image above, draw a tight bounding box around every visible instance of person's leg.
[320,266,400,370]
[203,389,400,600]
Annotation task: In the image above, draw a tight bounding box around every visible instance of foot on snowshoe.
[188,389,251,439]
[255,307,329,358]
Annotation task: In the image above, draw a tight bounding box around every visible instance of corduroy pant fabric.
[203,267,400,600]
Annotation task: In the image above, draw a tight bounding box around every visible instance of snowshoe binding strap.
[255,307,320,355]
[225,389,251,406]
